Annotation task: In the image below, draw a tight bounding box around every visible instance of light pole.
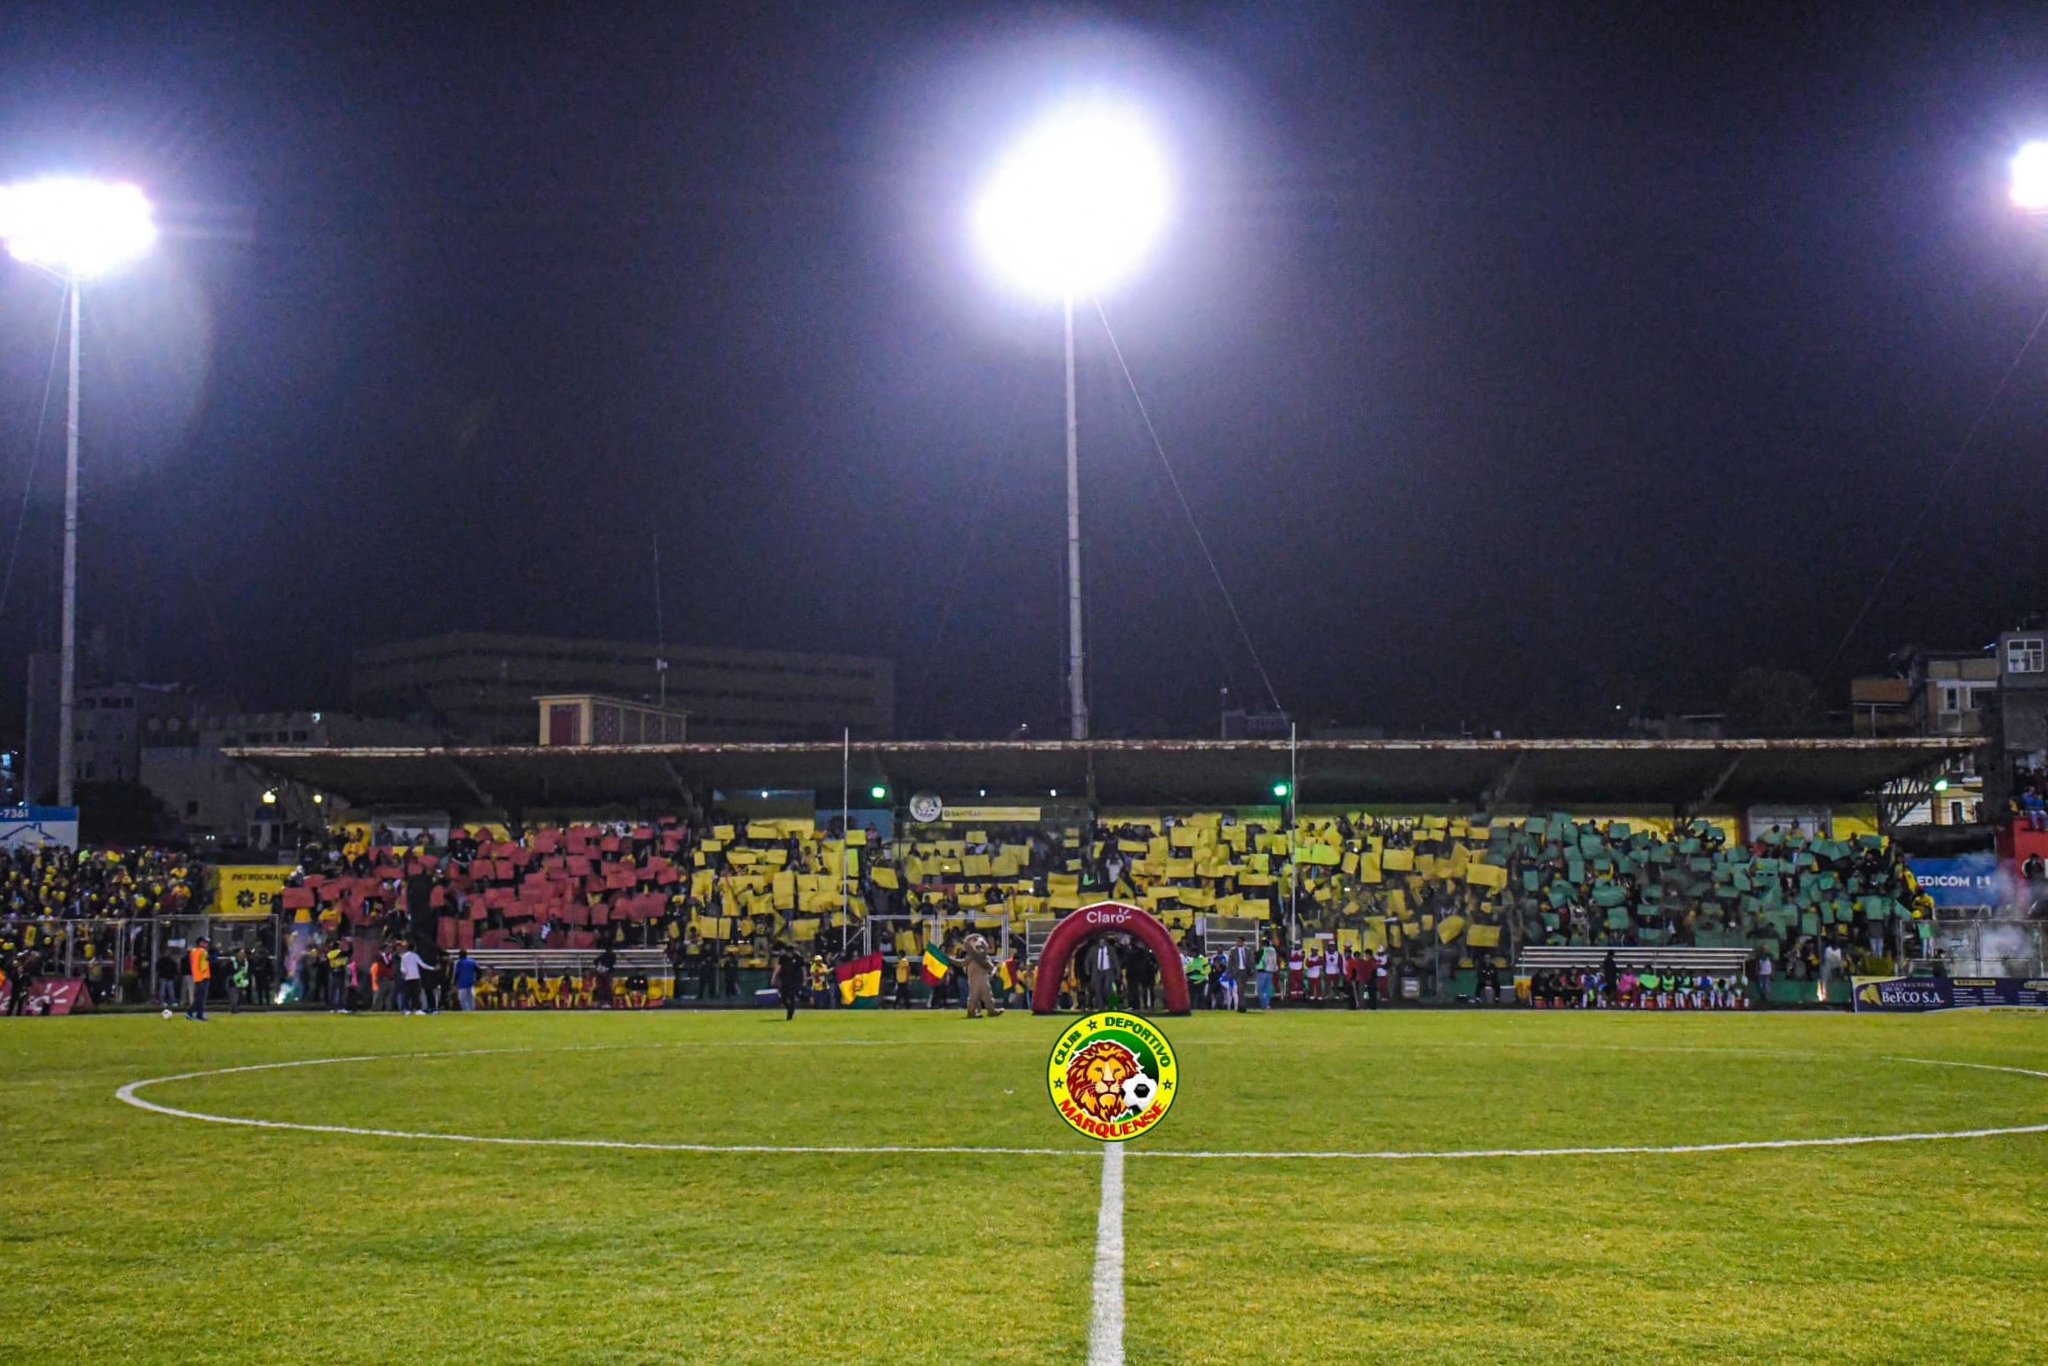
[0,178,156,807]
[975,99,1169,739]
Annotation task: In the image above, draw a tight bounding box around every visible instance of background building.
[351,632,894,744]
[140,709,430,850]
[1850,644,1997,826]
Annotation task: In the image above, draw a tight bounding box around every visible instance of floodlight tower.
[0,179,157,806]
[975,100,1169,739]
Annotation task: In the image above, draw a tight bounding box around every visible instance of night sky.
[5,2,2048,742]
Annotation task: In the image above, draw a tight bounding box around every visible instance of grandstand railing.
[0,914,292,1006]
[1514,946,1756,974]
[1926,915,2046,977]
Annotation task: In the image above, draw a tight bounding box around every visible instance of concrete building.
[1850,645,1998,826]
[140,709,429,850]
[24,646,218,802]
[1986,624,2048,820]
[1852,648,1998,740]
[351,632,894,744]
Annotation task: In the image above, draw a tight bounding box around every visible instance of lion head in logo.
[1066,1040,1144,1121]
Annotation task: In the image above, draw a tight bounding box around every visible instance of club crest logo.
[1047,1011,1178,1142]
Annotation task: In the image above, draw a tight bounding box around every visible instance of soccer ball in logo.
[1120,1070,1157,1113]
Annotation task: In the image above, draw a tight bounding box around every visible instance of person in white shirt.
[399,945,426,1015]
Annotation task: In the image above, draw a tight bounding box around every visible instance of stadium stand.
[259,806,1930,1003]
[0,805,1933,1008]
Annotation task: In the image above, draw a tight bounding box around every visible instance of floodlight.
[974,99,1169,300]
[0,178,156,279]
[2014,143,2048,213]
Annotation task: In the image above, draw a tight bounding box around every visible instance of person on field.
[774,947,805,1020]
[1229,941,1254,1013]
[1,950,23,1017]
[1183,948,1209,1007]
[154,948,179,1009]
[1086,936,1119,1011]
[1215,951,1239,1012]
[229,949,250,1014]
[1255,939,1278,1010]
[398,943,426,1015]
[453,950,480,1011]
[959,933,1003,1018]
[186,937,212,1021]
[893,951,914,1008]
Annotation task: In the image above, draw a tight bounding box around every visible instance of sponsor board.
[1906,855,2003,909]
[1852,975,2048,1012]
[213,865,293,917]
[0,805,78,851]
[0,977,91,1015]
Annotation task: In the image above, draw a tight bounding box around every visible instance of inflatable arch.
[1031,900,1192,1016]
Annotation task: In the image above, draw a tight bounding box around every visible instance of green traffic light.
[1272,782,1290,799]
[869,785,887,800]
[1932,777,1950,792]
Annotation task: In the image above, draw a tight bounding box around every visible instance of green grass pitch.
[3,1006,2046,1364]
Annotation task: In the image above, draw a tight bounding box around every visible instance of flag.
[920,941,954,986]
[996,956,1017,990]
[834,951,884,1008]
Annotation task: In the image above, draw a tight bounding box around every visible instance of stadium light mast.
[974,98,1169,739]
[0,178,156,808]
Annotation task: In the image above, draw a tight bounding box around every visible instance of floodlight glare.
[0,178,156,279]
[2014,142,2048,213]
[974,99,1169,300]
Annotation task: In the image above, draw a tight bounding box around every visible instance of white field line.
[1088,1144,1126,1366]
[112,1052,2048,1161]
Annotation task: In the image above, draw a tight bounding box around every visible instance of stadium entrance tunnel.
[1032,900,1192,1016]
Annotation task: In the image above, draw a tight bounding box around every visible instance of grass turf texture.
[2,1010,2045,1364]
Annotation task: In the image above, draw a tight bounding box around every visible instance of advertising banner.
[213,865,293,917]
[1906,855,2003,909]
[0,805,79,851]
[1852,975,2048,1012]
[0,977,91,1015]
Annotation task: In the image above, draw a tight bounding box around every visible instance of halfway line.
[1089,1144,1125,1366]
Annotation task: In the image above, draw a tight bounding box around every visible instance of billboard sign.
[0,805,79,851]
[1852,975,2048,1012]
[1907,855,2003,909]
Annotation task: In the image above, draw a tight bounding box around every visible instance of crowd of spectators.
[0,805,1940,1009]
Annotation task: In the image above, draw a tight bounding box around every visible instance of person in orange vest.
[185,937,212,1022]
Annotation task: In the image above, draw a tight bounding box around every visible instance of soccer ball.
[162,1008,173,1019]
[1120,1070,1158,1112]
